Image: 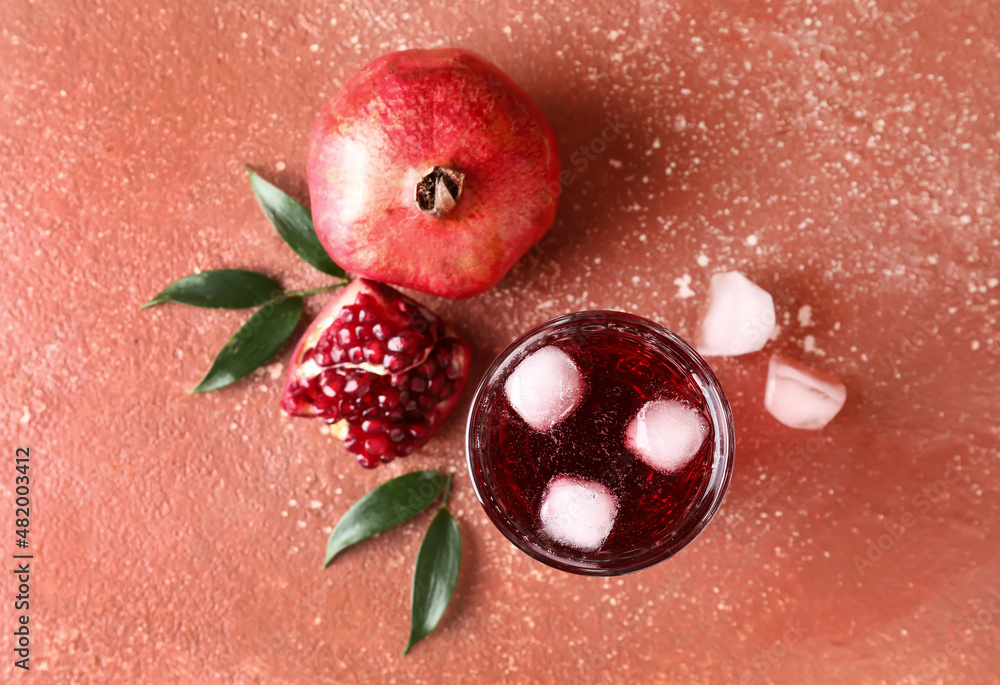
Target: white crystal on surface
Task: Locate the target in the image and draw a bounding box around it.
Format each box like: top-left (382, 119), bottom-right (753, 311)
top-left (539, 476), bottom-right (617, 552)
top-left (504, 346), bottom-right (584, 432)
top-left (698, 271), bottom-right (776, 356)
top-left (764, 354), bottom-right (847, 429)
top-left (626, 399), bottom-right (709, 473)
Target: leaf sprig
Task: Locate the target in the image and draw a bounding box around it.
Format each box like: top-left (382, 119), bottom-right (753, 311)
top-left (325, 470), bottom-right (462, 654)
top-left (142, 169), bottom-right (348, 393)
top-left (145, 171), bottom-right (466, 653)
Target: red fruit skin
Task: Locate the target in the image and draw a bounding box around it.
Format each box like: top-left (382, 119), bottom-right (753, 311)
top-left (307, 49), bottom-right (561, 300)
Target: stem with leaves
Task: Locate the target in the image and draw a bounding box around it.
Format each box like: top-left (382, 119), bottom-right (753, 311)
top-left (324, 470), bottom-right (462, 654)
top-left (141, 169), bottom-right (348, 393)
top-left (143, 170), bottom-right (465, 653)
top-left (405, 473), bottom-right (460, 654)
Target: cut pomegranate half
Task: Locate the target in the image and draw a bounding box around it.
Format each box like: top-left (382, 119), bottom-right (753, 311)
top-left (282, 279), bottom-right (471, 468)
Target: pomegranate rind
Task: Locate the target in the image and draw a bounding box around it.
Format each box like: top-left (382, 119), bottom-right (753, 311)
top-left (308, 49), bottom-right (561, 300)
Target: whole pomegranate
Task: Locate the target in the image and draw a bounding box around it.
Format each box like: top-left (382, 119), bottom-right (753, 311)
top-left (307, 49), bottom-right (561, 300)
top-left (281, 279), bottom-right (471, 468)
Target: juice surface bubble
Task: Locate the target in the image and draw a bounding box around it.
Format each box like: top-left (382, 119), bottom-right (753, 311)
top-left (539, 475), bottom-right (617, 552)
top-left (504, 345), bottom-right (585, 432)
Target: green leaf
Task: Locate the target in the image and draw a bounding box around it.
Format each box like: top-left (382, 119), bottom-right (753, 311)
top-left (405, 506), bottom-right (461, 655)
top-left (141, 269), bottom-right (282, 310)
top-left (324, 471), bottom-right (447, 567)
top-left (246, 168), bottom-right (346, 279)
top-left (191, 296), bottom-right (303, 394)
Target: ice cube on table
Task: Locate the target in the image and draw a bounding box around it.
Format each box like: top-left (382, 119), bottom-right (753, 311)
top-left (764, 354), bottom-right (847, 429)
top-left (504, 346), bottom-right (584, 432)
top-left (698, 271), bottom-right (776, 356)
top-left (539, 476), bottom-right (617, 552)
top-left (626, 399), bottom-right (709, 473)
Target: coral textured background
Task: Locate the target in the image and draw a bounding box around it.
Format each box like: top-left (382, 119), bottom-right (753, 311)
top-left (2, 0), bottom-right (998, 683)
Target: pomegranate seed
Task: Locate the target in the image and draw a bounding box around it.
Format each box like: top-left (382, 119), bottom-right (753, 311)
top-left (417, 394), bottom-right (437, 412)
top-left (339, 307), bottom-right (355, 324)
top-left (343, 376), bottom-right (369, 397)
top-left (314, 394), bottom-right (338, 417)
top-left (358, 305), bottom-right (377, 324)
top-left (320, 370), bottom-right (345, 392)
top-left (397, 443), bottom-right (415, 457)
top-left (372, 322), bottom-right (392, 341)
top-left (356, 453), bottom-right (380, 469)
top-left (408, 425), bottom-right (427, 440)
top-left (379, 453), bottom-right (397, 464)
top-left (364, 435), bottom-right (390, 457)
top-left (355, 325), bottom-right (372, 343)
top-left (428, 372), bottom-right (446, 395)
top-left (388, 427), bottom-right (406, 442)
top-left (364, 340), bottom-right (385, 365)
top-left (389, 373), bottom-right (408, 388)
top-left (377, 387), bottom-right (400, 408)
top-left (416, 361), bottom-right (435, 378)
top-left (339, 400), bottom-right (359, 419)
top-left (386, 407), bottom-right (405, 422)
top-left (388, 332), bottom-right (421, 356)
top-left (331, 347), bottom-right (347, 364)
top-left (291, 382), bottom-right (313, 405)
top-left (435, 346), bottom-right (452, 368)
top-left (343, 426), bottom-right (363, 453)
top-left (348, 346), bottom-right (364, 364)
top-left (384, 354), bottom-right (407, 373)
top-left (337, 327), bottom-right (356, 346)
top-left (362, 418), bottom-right (387, 434)
top-left (410, 377), bottom-right (427, 393)
top-left (314, 338), bottom-right (335, 365)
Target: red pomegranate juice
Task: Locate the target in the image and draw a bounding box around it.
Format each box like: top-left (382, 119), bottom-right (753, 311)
top-left (466, 312), bottom-right (734, 575)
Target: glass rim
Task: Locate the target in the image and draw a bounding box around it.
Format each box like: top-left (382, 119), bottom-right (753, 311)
top-left (465, 310), bottom-right (736, 576)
